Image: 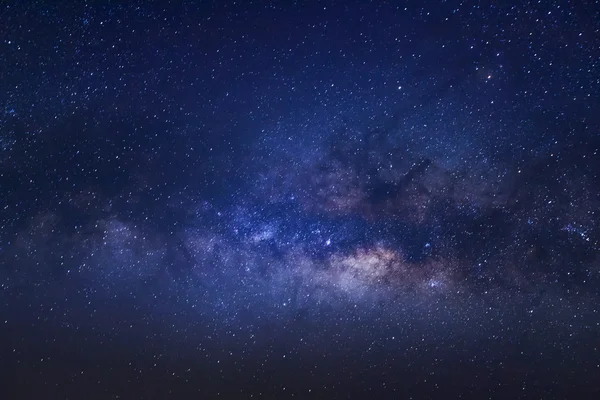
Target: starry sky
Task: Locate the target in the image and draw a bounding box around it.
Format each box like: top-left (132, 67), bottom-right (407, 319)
top-left (1, 1), bottom-right (600, 398)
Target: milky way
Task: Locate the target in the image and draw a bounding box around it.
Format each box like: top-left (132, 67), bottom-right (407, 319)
top-left (1, 1), bottom-right (600, 398)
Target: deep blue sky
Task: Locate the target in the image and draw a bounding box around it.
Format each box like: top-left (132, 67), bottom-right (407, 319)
top-left (1, 1), bottom-right (600, 398)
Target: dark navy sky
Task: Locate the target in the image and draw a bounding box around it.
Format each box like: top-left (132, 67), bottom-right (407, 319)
top-left (1, 1), bottom-right (600, 398)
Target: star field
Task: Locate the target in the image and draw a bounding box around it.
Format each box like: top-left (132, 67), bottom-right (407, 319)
top-left (1, 1), bottom-right (600, 398)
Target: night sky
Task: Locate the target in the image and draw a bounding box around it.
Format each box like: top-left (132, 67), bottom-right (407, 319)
top-left (1, 1), bottom-right (600, 398)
